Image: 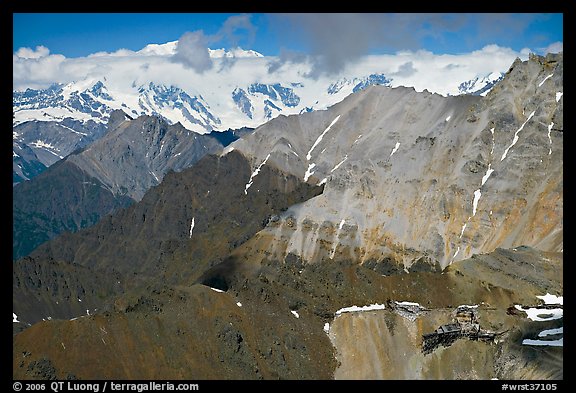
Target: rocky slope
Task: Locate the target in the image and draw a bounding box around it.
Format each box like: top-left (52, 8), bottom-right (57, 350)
top-left (14, 149), bottom-right (323, 326)
top-left (12, 159), bottom-right (134, 260)
top-left (13, 246), bottom-right (562, 379)
top-left (12, 111), bottom-right (235, 260)
top-left (65, 111), bottom-right (224, 201)
top-left (228, 53), bottom-right (562, 271)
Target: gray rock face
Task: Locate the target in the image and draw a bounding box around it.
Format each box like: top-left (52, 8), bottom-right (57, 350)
top-left (230, 53), bottom-right (563, 270)
top-left (67, 112), bottom-right (223, 201)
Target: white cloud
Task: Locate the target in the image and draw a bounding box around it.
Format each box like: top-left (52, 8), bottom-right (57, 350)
top-left (88, 48), bottom-right (139, 58)
top-left (13, 51), bottom-right (68, 90)
top-left (15, 46), bottom-right (50, 59)
top-left (541, 41), bottom-right (563, 54)
top-left (12, 42), bottom-right (532, 100)
top-left (343, 44), bottom-right (528, 95)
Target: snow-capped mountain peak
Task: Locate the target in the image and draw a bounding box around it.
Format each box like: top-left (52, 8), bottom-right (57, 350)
top-left (208, 47), bottom-right (264, 58)
top-left (457, 71), bottom-right (505, 96)
top-left (137, 41), bottom-right (178, 56)
top-left (13, 42), bottom-right (519, 188)
top-left (13, 79), bottom-right (222, 134)
top-left (328, 73), bottom-right (392, 95)
top-left (135, 42), bottom-right (264, 59)
top-left (136, 82), bottom-right (221, 131)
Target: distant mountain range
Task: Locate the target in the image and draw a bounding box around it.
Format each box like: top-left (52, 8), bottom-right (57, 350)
top-left (13, 44), bottom-right (506, 185)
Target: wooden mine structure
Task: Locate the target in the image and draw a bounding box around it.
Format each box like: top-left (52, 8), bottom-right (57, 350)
top-left (422, 306), bottom-right (500, 354)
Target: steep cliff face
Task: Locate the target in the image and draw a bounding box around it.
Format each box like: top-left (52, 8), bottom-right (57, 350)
top-left (229, 53), bottom-right (562, 271)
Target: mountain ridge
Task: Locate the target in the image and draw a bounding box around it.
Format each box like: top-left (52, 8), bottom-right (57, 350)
top-left (12, 111), bottom-right (239, 260)
top-left (226, 53), bottom-right (562, 270)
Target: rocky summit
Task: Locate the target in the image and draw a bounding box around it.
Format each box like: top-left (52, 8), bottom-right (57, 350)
top-left (13, 53), bottom-right (562, 380)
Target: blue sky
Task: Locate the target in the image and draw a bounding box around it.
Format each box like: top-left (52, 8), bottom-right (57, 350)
top-left (13, 13), bottom-right (563, 58)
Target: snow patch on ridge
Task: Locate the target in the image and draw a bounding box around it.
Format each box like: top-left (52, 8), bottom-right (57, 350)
top-left (472, 189), bottom-right (482, 216)
top-left (335, 303), bottom-right (386, 315)
top-left (222, 146), bottom-right (235, 156)
top-left (245, 153), bottom-right (271, 194)
top-left (189, 217), bottom-right (195, 238)
top-left (501, 111), bottom-right (535, 161)
top-left (556, 92), bottom-right (563, 102)
top-left (489, 128), bottom-right (495, 155)
top-left (538, 74), bottom-right (553, 87)
top-left (390, 142), bottom-right (400, 157)
top-left (451, 246), bottom-right (460, 262)
top-left (329, 219), bottom-right (346, 260)
top-left (304, 163), bottom-right (316, 182)
top-left (537, 293), bottom-right (563, 305)
top-left (306, 115), bottom-right (341, 161)
top-left (396, 301), bottom-right (422, 307)
top-left (538, 327), bottom-right (563, 337)
top-left (330, 155), bottom-right (348, 173)
top-left (459, 223), bottom-right (467, 238)
top-left (522, 338), bottom-right (563, 347)
top-left (514, 305), bottom-right (563, 322)
top-left (481, 166), bottom-right (494, 186)
top-left (547, 122), bottom-right (554, 155)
